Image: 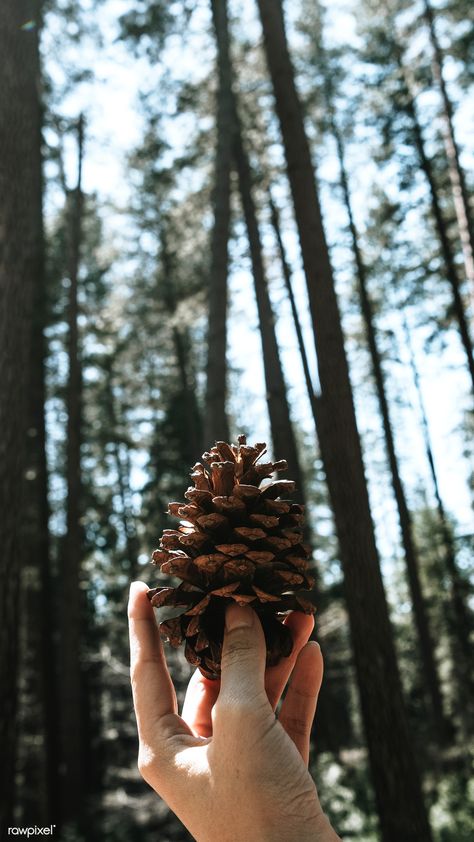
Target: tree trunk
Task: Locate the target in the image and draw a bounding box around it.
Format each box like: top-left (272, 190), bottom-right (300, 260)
top-left (213, 0), bottom-right (310, 533)
top-left (267, 190), bottom-right (349, 751)
top-left (423, 0), bottom-right (474, 300)
top-left (329, 101), bottom-right (450, 742)
top-left (268, 192), bottom-right (320, 428)
top-left (104, 358), bottom-right (140, 580)
top-left (397, 52), bottom-right (474, 396)
top-left (117, 443), bottom-right (140, 580)
top-left (59, 116), bottom-right (86, 826)
top-left (233, 123), bottom-right (306, 494)
top-left (161, 227), bottom-right (203, 464)
top-left (15, 0), bottom-right (59, 823)
top-left (23, 193), bottom-right (61, 824)
top-left (204, 0), bottom-right (233, 445)
top-left (402, 314), bottom-right (474, 719)
top-left (256, 2), bottom-right (432, 839)
top-left (0, 1), bottom-right (44, 833)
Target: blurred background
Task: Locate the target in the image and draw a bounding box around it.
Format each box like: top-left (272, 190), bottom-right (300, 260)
top-left (0, 0), bottom-right (473, 839)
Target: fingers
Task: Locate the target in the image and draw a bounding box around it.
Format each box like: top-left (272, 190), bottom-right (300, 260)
top-left (128, 581), bottom-right (177, 741)
top-left (278, 641), bottom-right (323, 766)
top-left (265, 612), bottom-right (315, 710)
top-left (214, 605), bottom-right (269, 726)
top-left (181, 669), bottom-right (220, 738)
top-left (183, 612), bottom-right (314, 735)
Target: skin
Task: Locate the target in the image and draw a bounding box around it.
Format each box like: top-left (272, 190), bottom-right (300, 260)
top-left (128, 581), bottom-right (341, 842)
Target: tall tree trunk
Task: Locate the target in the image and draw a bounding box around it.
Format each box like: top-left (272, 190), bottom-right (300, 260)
top-left (118, 443), bottom-right (140, 579)
top-left (161, 227), bottom-right (203, 464)
top-left (422, 0), bottom-right (474, 299)
top-left (204, 0), bottom-right (233, 445)
top-left (213, 0), bottom-right (310, 531)
top-left (268, 192), bottom-right (320, 428)
top-left (59, 115), bottom-right (86, 826)
top-left (104, 358), bottom-right (140, 580)
top-left (212, 0), bottom-right (308, 501)
top-left (115, 441), bottom-right (140, 580)
top-left (328, 99), bottom-right (450, 742)
top-left (268, 190), bottom-right (350, 751)
top-left (23, 189), bottom-right (61, 824)
top-left (16, 0), bottom-right (59, 823)
top-left (402, 315), bottom-right (474, 716)
top-left (256, 2), bottom-right (432, 839)
top-left (397, 51), bottom-right (474, 396)
top-left (233, 122), bottom-right (306, 493)
top-left (0, 2), bottom-right (44, 834)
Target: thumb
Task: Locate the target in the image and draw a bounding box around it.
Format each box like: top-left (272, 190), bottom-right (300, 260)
top-left (218, 604), bottom-right (267, 710)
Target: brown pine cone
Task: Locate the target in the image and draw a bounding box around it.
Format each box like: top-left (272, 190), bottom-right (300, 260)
top-left (147, 435), bottom-right (316, 679)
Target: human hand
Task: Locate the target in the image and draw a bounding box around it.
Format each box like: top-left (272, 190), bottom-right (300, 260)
top-left (128, 581), bottom-right (340, 842)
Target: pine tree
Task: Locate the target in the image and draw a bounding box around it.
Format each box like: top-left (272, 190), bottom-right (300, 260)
top-left (422, 0), bottom-right (474, 298)
top-left (58, 115), bottom-right (86, 826)
top-left (359, 9), bottom-right (474, 396)
top-left (401, 313), bottom-right (474, 730)
top-left (255, 1), bottom-right (432, 838)
top-left (204, 0), bottom-right (234, 444)
top-left (0, 1), bottom-right (44, 832)
top-left (316, 23), bottom-right (450, 742)
top-left (396, 49), bottom-right (474, 396)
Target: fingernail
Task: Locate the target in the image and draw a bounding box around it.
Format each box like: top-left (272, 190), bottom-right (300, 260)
top-left (225, 604), bottom-right (254, 631)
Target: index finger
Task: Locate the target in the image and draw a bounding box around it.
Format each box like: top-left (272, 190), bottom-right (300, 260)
top-left (128, 581), bottom-right (177, 740)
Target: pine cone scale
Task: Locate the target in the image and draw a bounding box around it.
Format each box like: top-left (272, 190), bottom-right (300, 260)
top-left (147, 436), bottom-right (316, 679)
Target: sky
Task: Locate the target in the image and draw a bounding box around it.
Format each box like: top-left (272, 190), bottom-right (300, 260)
top-left (40, 0), bottom-right (474, 572)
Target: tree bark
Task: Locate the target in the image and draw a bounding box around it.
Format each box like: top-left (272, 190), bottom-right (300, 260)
top-left (328, 99), bottom-right (450, 742)
top-left (59, 115), bottom-right (86, 826)
top-left (256, 2), bottom-right (432, 839)
top-left (0, 2), bottom-right (44, 833)
top-left (397, 52), bottom-right (474, 397)
top-left (204, 0), bottom-right (233, 445)
top-left (423, 0), bottom-right (474, 300)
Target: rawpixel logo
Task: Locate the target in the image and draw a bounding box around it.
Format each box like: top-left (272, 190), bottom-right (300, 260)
top-left (7, 827), bottom-right (56, 837)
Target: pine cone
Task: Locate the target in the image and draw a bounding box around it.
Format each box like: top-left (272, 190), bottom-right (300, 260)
top-left (147, 435), bottom-right (316, 680)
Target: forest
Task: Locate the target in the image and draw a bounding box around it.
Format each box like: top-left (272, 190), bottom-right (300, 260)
top-left (0, 0), bottom-right (473, 839)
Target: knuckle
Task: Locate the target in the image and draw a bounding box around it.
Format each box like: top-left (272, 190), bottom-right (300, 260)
top-left (221, 634), bottom-right (255, 669)
top-left (213, 689), bottom-right (269, 730)
top-left (137, 745), bottom-right (156, 783)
